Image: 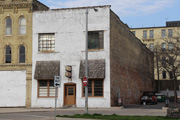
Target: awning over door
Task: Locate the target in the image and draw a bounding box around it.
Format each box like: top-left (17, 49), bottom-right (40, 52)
top-left (79, 59), bottom-right (105, 79)
top-left (34, 61), bottom-right (60, 80)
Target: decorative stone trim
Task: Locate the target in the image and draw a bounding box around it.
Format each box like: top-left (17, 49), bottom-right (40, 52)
top-left (0, 63), bottom-right (32, 67)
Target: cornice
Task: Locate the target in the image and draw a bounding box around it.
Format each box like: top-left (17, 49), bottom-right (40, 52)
top-left (0, 3), bottom-right (32, 13)
top-left (0, 3), bottom-right (32, 8)
top-left (0, 63), bottom-right (32, 68)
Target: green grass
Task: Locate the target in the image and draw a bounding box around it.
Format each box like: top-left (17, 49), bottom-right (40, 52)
top-left (57, 114), bottom-right (179, 120)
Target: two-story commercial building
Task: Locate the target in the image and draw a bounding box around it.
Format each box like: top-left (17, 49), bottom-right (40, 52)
top-left (32, 5), bottom-right (154, 108)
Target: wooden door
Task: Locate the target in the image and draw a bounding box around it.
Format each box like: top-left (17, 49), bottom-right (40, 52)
top-left (64, 85), bottom-right (76, 105)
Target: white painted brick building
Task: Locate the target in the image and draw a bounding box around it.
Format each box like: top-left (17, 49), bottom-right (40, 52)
top-left (32, 5), bottom-right (154, 108)
top-left (32, 6), bottom-right (111, 108)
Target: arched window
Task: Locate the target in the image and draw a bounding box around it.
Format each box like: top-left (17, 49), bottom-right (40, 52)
top-left (5, 46), bottom-right (11, 63)
top-left (19, 16), bottom-right (26, 34)
top-left (5, 17), bottom-right (12, 35)
top-left (19, 46), bottom-right (25, 63)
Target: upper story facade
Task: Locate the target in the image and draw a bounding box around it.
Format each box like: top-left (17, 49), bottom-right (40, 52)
top-left (0, 0), bottom-right (48, 65)
top-left (130, 21), bottom-right (180, 52)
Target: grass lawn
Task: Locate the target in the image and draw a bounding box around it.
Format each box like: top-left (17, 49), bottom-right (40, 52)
top-left (57, 114), bottom-right (179, 120)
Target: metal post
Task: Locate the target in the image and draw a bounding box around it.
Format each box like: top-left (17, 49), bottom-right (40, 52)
top-left (85, 8), bottom-right (88, 114)
top-left (54, 87), bottom-right (58, 120)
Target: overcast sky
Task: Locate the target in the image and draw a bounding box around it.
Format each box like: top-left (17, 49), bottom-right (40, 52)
top-left (38, 0), bottom-right (180, 28)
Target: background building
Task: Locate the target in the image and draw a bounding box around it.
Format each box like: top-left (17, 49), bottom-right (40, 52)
top-left (32, 5), bottom-right (154, 108)
top-left (0, 0), bottom-right (48, 107)
top-left (131, 21), bottom-right (180, 97)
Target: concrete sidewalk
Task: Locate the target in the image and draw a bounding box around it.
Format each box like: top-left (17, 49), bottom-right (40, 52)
top-left (0, 107), bottom-right (167, 120)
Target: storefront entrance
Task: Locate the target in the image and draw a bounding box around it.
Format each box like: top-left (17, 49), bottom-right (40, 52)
top-left (64, 83), bottom-right (76, 105)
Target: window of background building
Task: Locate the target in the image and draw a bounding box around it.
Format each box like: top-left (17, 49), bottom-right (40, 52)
top-left (150, 30), bottom-right (154, 38)
top-left (19, 16), bottom-right (26, 35)
top-left (38, 33), bottom-right (55, 52)
top-left (88, 31), bottom-right (104, 49)
top-left (19, 46), bottom-right (25, 63)
top-left (143, 30), bottom-right (147, 39)
top-left (168, 29), bottom-right (173, 37)
top-left (5, 17), bottom-right (12, 35)
top-left (38, 80), bottom-right (55, 97)
top-left (161, 43), bottom-right (166, 51)
top-left (168, 43), bottom-right (173, 50)
top-left (132, 31), bottom-right (136, 36)
top-left (161, 29), bottom-right (166, 38)
top-left (169, 71), bottom-right (173, 79)
top-left (162, 57), bottom-right (166, 66)
top-left (149, 43), bottom-right (154, 51)
top-left (5, 46), bottom-right (11, 63)
top-left (162, 71), bottom-right (166, 79)
top-left (83, 79), bottom-right (103, 97)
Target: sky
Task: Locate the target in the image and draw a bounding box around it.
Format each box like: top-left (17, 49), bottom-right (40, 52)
top-left (38, 0), bottom-right (180, 28)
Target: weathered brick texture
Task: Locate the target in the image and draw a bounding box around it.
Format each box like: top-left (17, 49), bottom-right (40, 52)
top-left (110, 11), bottom-right (154, 106)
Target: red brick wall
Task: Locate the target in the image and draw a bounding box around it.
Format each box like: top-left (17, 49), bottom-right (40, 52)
top-left (110, 11), bottom-right (154, 106)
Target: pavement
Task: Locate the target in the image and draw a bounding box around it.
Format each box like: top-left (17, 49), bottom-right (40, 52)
top-left (0, 105), bottom-right (168, 120)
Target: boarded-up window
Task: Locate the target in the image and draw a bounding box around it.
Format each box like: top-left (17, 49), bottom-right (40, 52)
top-left (82, 79), bottom-right (103, 97)
top-left (38, 80), bottom-right (56, 97)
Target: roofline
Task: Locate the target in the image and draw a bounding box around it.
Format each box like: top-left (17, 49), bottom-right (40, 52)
top-left (35, 0), bottom-right (49, 9)
top-left (33, 5), bottom-right (111, 12)
top-left (130, 26), bottom-right (180, 29)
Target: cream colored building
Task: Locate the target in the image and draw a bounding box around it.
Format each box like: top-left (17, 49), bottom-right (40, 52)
top-left (131, 21), bottom-right (180, 81)
top-left (0, 0), bottom-right (48, 107)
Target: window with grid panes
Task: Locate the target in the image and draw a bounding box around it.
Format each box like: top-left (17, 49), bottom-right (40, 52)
top-left (88, 31), bottom-right (104, 49)
top-left (38, 33), bottom-right (55, 52)
top-left (82, 79), bottom-right (103, 97)
top-left (38, 80), bottom-right (56, 97)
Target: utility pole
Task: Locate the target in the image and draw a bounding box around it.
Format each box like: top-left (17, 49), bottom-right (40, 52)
top-left (85, 8), bottom-right (88, 114)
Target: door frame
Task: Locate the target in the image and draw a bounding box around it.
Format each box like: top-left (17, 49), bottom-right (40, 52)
top-left (64, 83), bottom-right (76, 105)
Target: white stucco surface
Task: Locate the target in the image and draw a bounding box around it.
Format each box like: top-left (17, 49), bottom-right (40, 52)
top-left (0, 71), bottom-right (26, 107)
top-left (32, 6), bottom-right (111, 108)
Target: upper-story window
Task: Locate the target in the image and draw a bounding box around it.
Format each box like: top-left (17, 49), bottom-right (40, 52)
top-left (161, 29), bottom-right (166, 38)
top-left (38, 33), bottom-right (55, 52)
top-left (88, 31), bottom-right (104, 50)
top-left (19, 16), bottom-right (26, 35)
top-left (168, 29), bottom-right (173, 38)
top-left (162, 71), bottom-right (166, 79)
top-left (19, 46), bottom-right (25, 63)
top-left (5, 17), bottom-right (12, 35)
top-left (143, 30), bottom-right (147, 39)
top-left (149, 43), bottom-right (154, 51)
top-left (5, 46), bottom-right (11, 63)
top-left (161, 43), bottom-right (166, 51)
top-left (168, 43), bottom-right (173, 51)
top-left (150, 30), bottom-right (154, 39)
top-left (132, 31), bottom-right (136, 36)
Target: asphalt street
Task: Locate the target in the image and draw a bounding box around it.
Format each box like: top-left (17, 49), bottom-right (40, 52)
top-left (0, 102), bottom-right (169, 120)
